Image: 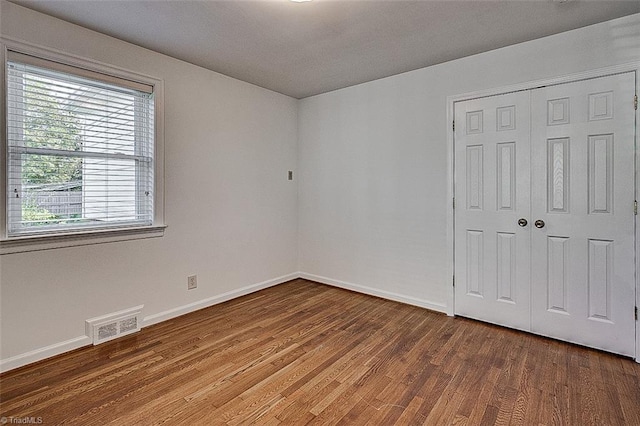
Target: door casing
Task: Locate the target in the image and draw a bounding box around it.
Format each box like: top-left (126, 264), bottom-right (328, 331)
top-left (446, 62), bottom-right (640, 362)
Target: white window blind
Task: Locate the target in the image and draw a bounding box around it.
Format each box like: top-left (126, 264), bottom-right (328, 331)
top-left (6, 52), bottom-right (155, 237)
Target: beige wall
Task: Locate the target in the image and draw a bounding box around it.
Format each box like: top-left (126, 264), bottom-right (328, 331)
top-left (298, 13), bottom-right (640, 309)
top-left (2, 0), bottom-right (639, 369)
top-left (0, 1), bottom-right (299, 365)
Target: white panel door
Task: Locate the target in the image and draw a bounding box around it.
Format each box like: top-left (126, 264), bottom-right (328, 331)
top-left (454, 72), bottom-right (636, 356)
top-left (530, 73), bottom-right (636, 356)
top-left (454, 91), bottom-right (531, 331)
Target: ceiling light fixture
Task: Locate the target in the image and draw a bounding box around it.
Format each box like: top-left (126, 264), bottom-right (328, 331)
top-left (290, 0), bottom-right (313, 3)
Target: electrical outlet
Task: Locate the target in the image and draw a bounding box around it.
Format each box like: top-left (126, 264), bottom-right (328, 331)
top-left (288, 170), bottom-right (293, 180)
top-left (187, 275), bottom-right (197, 290)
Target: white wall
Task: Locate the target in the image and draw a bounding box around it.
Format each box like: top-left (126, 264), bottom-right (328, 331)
top-left (2, 1), bottom-right (639, 370)
top-left (0, 1), bottom-right (299, 367)
top-left (298, 13), bottom-right (640, 310)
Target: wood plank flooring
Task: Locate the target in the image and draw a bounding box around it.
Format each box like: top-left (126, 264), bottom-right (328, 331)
top-left (1, 279), bottom-right (639, 425)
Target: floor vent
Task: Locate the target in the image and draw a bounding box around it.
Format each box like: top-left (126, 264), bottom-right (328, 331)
top-left (86, 305), bottom-right (143, 345)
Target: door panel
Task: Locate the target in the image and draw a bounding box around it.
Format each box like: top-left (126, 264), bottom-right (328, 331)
top-left (454, 72), bottom-right (636, 357)
top-left (454, 91), bottom-right (531, 331)
top-left (530, 73), bottom-right (636, 356)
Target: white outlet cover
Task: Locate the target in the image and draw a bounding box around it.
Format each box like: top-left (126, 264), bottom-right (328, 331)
top-left (188, 275), bottom-right (197, 289)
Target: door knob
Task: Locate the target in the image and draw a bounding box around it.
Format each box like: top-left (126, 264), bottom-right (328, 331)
top-left (518, 218), bottom-right (528, 227)
top-left (534, 219), bottom-right (545, 229)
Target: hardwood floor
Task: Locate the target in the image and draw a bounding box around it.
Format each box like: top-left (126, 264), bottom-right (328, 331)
top-left (1, 279), bottom-right (639, 425)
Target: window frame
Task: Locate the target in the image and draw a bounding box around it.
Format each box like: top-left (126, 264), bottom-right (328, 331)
top-left (1, 39), bottom-right (165, 254)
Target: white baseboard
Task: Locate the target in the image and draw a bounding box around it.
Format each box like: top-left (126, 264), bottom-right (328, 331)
top-left (1, 272), bottom-right (447, 373)
top-left (142, 272), bottom-right (299, 328)
top-left (0, 335), bottom-right (92, 373)
top-left (0, 272), bottom-right (299, 373)
top-left (299, 272), bottom-right (448, 314)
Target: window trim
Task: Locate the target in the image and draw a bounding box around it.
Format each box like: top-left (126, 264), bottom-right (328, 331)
top-left (1, 38), bottom-right (165, 254)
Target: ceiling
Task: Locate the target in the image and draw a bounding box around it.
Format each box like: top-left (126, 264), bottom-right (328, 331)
top-left (9, 0), bottom-right (640, 99)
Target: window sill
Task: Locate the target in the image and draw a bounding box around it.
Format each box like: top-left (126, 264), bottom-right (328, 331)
top-left (0, 225), bottom-right (167, 255)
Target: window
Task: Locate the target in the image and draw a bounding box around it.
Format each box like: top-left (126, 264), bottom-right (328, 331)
top-left (2, 46), bottom-right (164, 251)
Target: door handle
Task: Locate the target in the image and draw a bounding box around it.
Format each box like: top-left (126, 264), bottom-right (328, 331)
top-left (518, 218), bottom-right (528, 227)
top-left (534, 219), bottom-right (545, 229)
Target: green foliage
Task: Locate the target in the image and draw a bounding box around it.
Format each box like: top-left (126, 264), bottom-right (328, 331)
top-left (22, 203), bottom-right (58, 227)
top-left (20, 79), bottom-right (84, 224)
top-left (23, 80), bottom-right (82, 185)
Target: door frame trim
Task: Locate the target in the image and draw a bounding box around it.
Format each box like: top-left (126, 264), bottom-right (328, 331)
top-left (445, 61), bottom-right (640, 361)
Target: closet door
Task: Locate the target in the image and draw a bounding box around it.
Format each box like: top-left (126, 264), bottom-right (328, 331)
top-left (454, 91), bottom-right (531, 331)
top-left (530, 73), bottom-right (636, 356)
